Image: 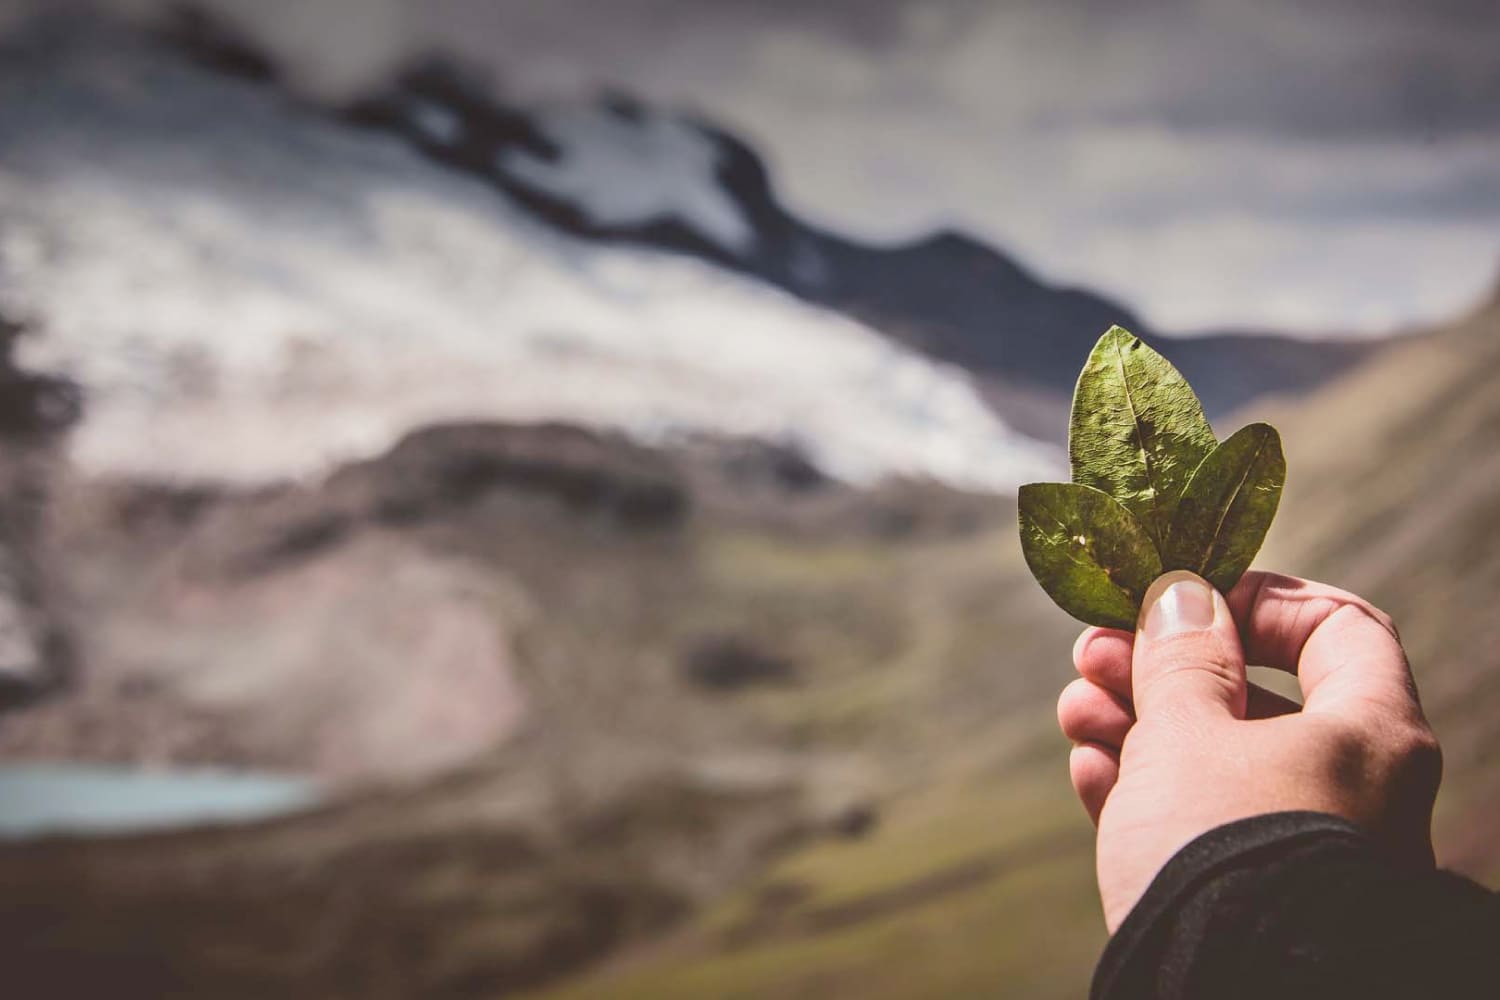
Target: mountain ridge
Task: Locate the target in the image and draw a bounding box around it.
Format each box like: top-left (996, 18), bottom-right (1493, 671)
top-left (338, 54), bottom-right (1374, 421)
top-left (0, 16), bottom-right (1058, 493)
top-left (157, 7), bottom-right (1374, 426)
top-left (0, 12), bottom-right (1485, 999)
top-left (0, 291), bottom-right (1492, 996)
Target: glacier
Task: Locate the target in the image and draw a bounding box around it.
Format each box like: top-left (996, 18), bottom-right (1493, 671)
top-left (0, 24), bottom-right (1061, 492)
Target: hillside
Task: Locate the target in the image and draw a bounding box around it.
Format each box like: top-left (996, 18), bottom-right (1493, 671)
top-left (0, 295), bottom-right (1493, 997)
top-left (1252, 286), bottom-right (1500, 877)
top-left (163, 7), bottom-right (1369, 430)
top-left (0, 20), bottom-right (1053, 493)
top-left (0, 418), bottom-right (1088, 997)
top-left (0, 315), bottom-right (75, 710)
top-left (342, 53), bottom-right (1372, 425)
top-left (0, 13), bottom-right (1487, 1000)
top-left (520, 287), bottom-right (1500, 1000)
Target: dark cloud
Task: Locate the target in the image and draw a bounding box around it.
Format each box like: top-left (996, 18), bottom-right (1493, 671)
top-left (1108, 1), bottom-right (1500, 139)
top-left (2, 0), bottom-right (1495, 331)
top-left (10, 1), bottom-right (1498, 139)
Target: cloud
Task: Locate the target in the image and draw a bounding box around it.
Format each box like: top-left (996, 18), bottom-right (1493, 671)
top-left (4, 0), bottom-right (1497, 332)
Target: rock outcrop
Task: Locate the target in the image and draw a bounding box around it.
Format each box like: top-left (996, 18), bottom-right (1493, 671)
top-left (0, 315), bottom-right (76, 709)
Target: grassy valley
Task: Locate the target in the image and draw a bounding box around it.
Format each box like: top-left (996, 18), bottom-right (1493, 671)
top-left (0, 295), bottom-right (1496, 997)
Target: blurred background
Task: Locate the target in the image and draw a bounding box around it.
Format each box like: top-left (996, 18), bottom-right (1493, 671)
top-left (0, 1), bottom-right (1496, 996)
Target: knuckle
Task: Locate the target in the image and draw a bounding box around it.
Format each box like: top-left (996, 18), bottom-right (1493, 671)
top-left (1147, 631), bottom-right (1239, 677)
top-left (1311, 718), bottom-right (1385, 794)
top-left (1058, 679), bottom-right (1132, 744)
top-left (1324, 717), bottom-right (1444, 794)
top-left (1056, 679), bottom-right (1090, 732)
top-left (1138, 673), bottom-right (1241, 730)
top-left (1364, 603), bottom-right (1400, 641)
top-left (1334, 599), bottom-right (1401, 643)
top-left (1321, 717), bottom-right (1372, 765)
top-left (1390, 725), bottom-right (1443, 783)
top-left (1139, 633), bottom-right (1242, 702)
top-left (1072, 629), bottom-right (1095, 670)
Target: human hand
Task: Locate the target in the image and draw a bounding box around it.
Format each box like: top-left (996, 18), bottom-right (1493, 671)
top-left (1057, 570), bottom-right (1442, 932)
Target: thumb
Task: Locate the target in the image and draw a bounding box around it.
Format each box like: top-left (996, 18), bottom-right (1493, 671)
top-left (1132, 570), bottom-right (1247, 722)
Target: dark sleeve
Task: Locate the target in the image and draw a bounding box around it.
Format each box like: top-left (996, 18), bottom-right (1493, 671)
top-left (1092, 811), bottom-right (1499, 1000)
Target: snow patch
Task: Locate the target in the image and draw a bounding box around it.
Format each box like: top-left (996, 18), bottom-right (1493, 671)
top-left (405, 98), bottom-right (463, 145)
top-left (0, 29), bottom-right (1060, 493)
top-left (498, 103), bottom-right (756, 255)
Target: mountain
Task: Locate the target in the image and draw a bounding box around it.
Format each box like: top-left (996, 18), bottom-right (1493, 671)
top-left (1252, 285), bottom-right (1500, 877)
top-left (0, 316), bottom-right (77, 709)
top-left (0, 13), bottom-right (1483, 1000)
top-left (0, 408), bottom-right (1085, 996)
top-left (0, 18), bottom-right (1055, 493)
top-left (161, 8), bottom-right (1371, 432)
top-left (338, 57), bottom-right (1373, 425)
top-left (0, 294), bottom-right (1493, 998)
top-left (529, 275), bottom-right (1500, 1000)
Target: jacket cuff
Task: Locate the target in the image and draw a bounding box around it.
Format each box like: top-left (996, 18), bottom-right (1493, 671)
top-left (1091, 811), bottom-right (1367, 999)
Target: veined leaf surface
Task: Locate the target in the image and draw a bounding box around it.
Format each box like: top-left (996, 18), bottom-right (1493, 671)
top-left (1018, 482), bottom-right (1162, 629)
top-left (1163, 422), bottom-right (1285, 593)
top-left (1069, 326), bottom-right (1217, 547)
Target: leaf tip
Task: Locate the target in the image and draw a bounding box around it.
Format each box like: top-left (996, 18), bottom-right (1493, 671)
top-left (1093, 324), bottom-right (1139, 354)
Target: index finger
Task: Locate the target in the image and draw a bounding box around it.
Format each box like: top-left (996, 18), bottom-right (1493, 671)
top-left (1225, 571), bottom-right (1422, 721)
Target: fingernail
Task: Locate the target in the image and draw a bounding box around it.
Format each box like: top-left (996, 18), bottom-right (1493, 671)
top-left (1141, 572), bottom-right (1216, 638)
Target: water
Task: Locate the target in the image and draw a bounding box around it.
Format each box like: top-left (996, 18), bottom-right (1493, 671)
top-left (0, 763), bottom-right (320, 839)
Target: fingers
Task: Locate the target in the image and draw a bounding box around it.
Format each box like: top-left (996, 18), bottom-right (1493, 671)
top-left (1226, 572), bottom-right (1420, 721)
top-left (1069, 742), bottom-right (1120, 825)
top-left (1131, 571), bottom-right (1248, 722)
top-left (1058, 677), bottom-right (1134, 748)
top-left (1076, 626), bottom-right (1299, 720)
top-left (1057, 667), bottom-right (1131, 826)
top-left (1079, 571), bottom-right (1418, 723)
top-left (1073, 627), bottom-right (1133, 689)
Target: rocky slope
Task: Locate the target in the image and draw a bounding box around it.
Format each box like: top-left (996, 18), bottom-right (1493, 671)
top-left (1251, 285), bottom-right (1500, 877)
top-left (0, 12), bottom-right (1483, 1000)
top-left (0, 414), bottom-right (1080, 997)
top-left (0, 315), bottom-right (76, 709)
top-left (340, 51), bottom-right (1371, 424)
top-left (525, 284), bottom-right (1500, 1000)
top-left (0, 292), bottom-right (1492, 996)
top-left (0, 18), bottom-right (1055, 493)
top-left (167, 7), bottom-right (1371, 430)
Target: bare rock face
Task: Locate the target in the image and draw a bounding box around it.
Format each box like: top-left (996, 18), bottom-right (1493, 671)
top-left (0, 415), bottom-right (845, 995)
top-left (0, 529), bottom-right (526, 782)
top-left (0, 315), bottom-right (76, 710)
top-left (336, 421), bottom-right (688, 531)
top-left (0, 421), bottom-right (696, 783)
top-left (0, 556), bottom-right (46, 704)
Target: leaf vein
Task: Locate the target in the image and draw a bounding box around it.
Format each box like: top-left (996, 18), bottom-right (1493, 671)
top-left (1112, 335), bottom-right (1161, 533)
top-left (1194, 434), bottom-right (1267, 576)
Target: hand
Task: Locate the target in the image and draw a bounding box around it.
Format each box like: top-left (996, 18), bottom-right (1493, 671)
top-left (1057, 569), bottom-right (1442, 932)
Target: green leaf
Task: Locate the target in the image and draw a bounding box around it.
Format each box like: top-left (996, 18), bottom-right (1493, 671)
top-left (1019, 325), bottom-right (1289, 627)
top-left (1018, 482), bottom-right (1163, 629)
top-left (1162, 422), bottom-right (1285, 593)
top-left (1069, 326), bottom-right (1218, 547)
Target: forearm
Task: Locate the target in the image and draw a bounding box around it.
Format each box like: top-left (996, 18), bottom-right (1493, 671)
top-left (1093, 811), bottom-right (1497, 1000)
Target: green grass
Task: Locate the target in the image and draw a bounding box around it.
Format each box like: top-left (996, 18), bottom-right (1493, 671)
top-left (531, 767), bottom-right (1103, 1000)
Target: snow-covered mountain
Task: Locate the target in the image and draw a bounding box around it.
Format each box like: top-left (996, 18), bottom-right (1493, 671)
top-left (497, 99), bottom-right (759, 258)
top-left (0, 21), bottom-right (1059, 491)
top-left (342, 58), bottom-right (1373, 418)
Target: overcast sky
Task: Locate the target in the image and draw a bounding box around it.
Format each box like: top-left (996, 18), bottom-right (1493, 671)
top-left (8, 0), bottom-right (1500, 334)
